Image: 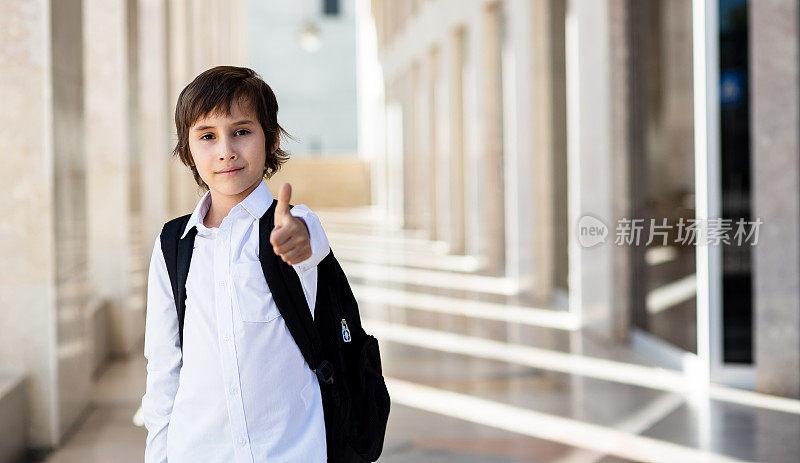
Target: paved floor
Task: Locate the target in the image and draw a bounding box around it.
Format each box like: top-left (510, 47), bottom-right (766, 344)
top-left (39, 206), bottom-right (800, 462)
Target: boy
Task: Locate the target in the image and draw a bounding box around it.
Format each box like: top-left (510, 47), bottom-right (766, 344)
top-left (142, 66), bottom-right (331, 462)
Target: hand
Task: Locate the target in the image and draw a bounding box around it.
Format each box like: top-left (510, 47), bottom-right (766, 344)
top-left (270, 183), bottom-right (312, 265)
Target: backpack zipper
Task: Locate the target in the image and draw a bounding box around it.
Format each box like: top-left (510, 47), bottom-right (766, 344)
top-left (341, 319), bottom-right (351, 343)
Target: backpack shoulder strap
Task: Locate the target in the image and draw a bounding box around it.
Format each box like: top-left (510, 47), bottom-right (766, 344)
top-left (159, 213), bottom-right (196, 349)
top-left (258, 200), bottom-right (332, 383)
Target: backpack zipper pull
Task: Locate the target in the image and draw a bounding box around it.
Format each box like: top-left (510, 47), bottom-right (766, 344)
top-left (341, 319), bottom-right (351, 343)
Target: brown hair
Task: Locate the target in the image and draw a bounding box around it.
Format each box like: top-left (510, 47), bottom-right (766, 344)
top-left (172, 65), bottom-right (292, 191)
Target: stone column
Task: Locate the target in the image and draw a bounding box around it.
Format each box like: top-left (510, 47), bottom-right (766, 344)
top-left (189, 0), bottom-right (208, 74)
top-left (503, 0), bottom-right (559, 299)
top-left (0, 0), bottom-right (92, 448)
top-left (233, 0), bottom-right (247, 66)
top-left (532, 0), bottom-right (569, 303)
top-left (751, 0), bottom-right (800, 398)
top-left (462, 19), bottom-right (481, 261)
top-left (414, 58), bottom-right (434, 234)
top-left (402, 63), bottom-right (419, 229)
top-left (464, 2), bottom-right (506, 275)
top-left (357, 0), bottom-right (389, 219)
top-left (429, 36), bottom-right (453, 249)
top-left (139, 0), bottom-right (172, 250)
top-left (550, 1), bottom-right (570, 300)
top-left (385, 79), bottom-right (406, 228)
top-left (166, 0), bottom-right (200, 215)
top-left (85, 0), bottom-right (145, 356)
top-left (411, 55), bottom-right (434, 237)
top-left (608, 0), bottom-right (634, 341)
top-left (483, 1), bottom-right (507, 276)
top-left (166, 0), bottom-right (186, 215)
top-left (442, 28), bottom-right (466, 255)
top-left (565, 0), bottom-right (615, 336)
top-left (424, 46), bottom-right (439, 241)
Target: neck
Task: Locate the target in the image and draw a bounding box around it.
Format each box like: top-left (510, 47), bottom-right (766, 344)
top-left (203, 179), bottom-right (261, 228)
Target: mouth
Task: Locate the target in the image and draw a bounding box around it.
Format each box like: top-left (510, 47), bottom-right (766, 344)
top-left (217, 167), bottom-right (243, 175)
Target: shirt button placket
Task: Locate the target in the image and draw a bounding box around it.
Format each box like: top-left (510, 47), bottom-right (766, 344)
top-left (218, 220), bottom-right (252, 462)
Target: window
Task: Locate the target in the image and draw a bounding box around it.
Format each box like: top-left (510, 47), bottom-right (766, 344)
top-left (323, 0), bottom-right (340, 16)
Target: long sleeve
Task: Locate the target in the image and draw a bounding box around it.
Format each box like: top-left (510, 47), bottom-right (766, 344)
top-left (141, 234), bottom-right (184, 463)
top-left (289, 204), bottom-right (331, 320)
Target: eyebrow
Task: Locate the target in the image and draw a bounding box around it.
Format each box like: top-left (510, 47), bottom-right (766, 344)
top-left (192, 119), bottom-right (255, 132)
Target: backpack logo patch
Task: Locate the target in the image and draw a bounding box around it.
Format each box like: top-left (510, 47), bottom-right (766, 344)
top-left (341, 319), bottom-right (351, 343)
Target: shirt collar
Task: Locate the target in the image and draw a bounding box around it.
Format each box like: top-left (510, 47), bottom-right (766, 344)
top-left (180, 179), bottom-right (274, 239)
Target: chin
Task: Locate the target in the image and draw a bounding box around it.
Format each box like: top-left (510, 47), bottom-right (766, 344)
top-left (210, 176), bottom-right (260, 196)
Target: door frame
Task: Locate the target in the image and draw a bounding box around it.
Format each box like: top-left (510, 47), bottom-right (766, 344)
top-left (693, 0), bottom-right (755, 390)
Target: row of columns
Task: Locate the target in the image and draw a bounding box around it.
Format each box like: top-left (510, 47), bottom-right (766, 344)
top-left (0, 0), bottom-right (245, 449)
top-left (369, 0), bottom-right (570, 302)
top-left (366, 0), bottom-right (800, 397)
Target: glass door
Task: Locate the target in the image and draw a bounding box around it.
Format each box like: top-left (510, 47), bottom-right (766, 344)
top-left (715, 0), bottom-right (754, 383)
top-left (629, 0), bottom-right (698, 356)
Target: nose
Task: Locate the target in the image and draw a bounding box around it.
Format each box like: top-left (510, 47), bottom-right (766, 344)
top-left (218, 139), bottom-right (237, 160)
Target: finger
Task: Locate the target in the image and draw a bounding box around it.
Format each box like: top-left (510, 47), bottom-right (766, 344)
top-left (269, 226), bottom-right (289, 248)
top-left (275, 183), bottom-right (292, 228)
top-left (269, 218), bottom-right (298, 247)
top-left (280, 246), bottom-right (311, 265)
top-left (273, 233), bottom-right (308, 256)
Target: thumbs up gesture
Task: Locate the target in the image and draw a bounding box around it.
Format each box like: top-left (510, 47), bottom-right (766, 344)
top-left (270, 183), bottom-right (312, 265)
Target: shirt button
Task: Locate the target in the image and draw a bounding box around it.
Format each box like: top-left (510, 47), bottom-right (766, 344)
top-left (229, 386), bottom-right (237, 396)
top-left (222, 334), bottom-right (230, 342)
top-left (238, 436), bottom-right (247, 447)
top-left (218, 280), bottom-right (226, 287)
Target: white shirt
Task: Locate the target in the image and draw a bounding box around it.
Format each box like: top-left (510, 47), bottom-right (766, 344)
top-left (142, 179), bottom-right (330, 463)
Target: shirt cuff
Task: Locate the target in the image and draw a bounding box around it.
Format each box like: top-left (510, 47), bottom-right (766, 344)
top-left (290, 204), bottom-right (331, 273)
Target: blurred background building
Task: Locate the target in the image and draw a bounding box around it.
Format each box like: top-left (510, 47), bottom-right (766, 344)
top-left (249, 0), bottom-right (358, 155)
top-left (1, 0), bottom-right (799, 461)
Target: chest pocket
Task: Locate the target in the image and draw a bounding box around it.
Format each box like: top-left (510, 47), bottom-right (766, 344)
top-left (233, 261), bottom-right (281, 323)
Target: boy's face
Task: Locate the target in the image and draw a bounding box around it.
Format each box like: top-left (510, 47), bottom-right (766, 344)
top-left (188, 99), bottom-right (273, 201)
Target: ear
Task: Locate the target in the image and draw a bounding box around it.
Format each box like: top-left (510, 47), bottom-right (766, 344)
top-left (270, 132), bottom-right (279, 154)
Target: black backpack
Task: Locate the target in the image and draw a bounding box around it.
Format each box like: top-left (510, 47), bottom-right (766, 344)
top-left (158, 198), bottom-right (390, 462)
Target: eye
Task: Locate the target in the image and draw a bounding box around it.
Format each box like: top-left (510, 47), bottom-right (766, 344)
top-left (200, 133), bottom-right (214, 140)
top-left (235, 129), bottom-right (250, 136)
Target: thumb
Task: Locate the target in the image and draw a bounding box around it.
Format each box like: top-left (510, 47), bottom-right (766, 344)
top-left (275, 183), bottom-right (292, 227)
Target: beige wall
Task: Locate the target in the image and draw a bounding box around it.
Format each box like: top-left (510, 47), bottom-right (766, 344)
top-left (266, 156), bottom-right (372, 209)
